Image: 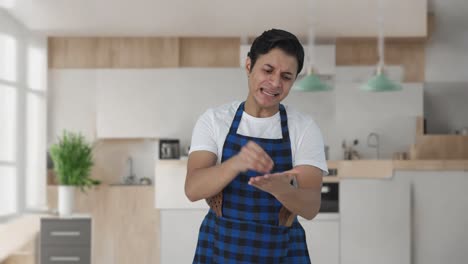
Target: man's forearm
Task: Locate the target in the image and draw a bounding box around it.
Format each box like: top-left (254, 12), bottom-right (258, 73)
top-left (274, 187), bottom-right (321, 220)
top-left (185, 158), bottom-right (240, 202)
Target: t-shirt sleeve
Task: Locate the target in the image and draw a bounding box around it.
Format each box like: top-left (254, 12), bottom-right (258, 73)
top-left (189, 109), bottom-right (218, 157)
top-left (294, 120), bottom-right (329, 176)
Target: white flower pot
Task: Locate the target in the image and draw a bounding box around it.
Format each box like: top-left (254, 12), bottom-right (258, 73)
top-left (58, 185), bottom-right (75, 217)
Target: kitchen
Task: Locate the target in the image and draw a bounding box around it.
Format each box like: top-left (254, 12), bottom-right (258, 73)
top-left (1, 0), bottom-right (468, 264)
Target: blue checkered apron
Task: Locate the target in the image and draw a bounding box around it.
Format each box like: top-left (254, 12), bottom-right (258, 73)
top-left (193, 102), bottom-right (311, 264)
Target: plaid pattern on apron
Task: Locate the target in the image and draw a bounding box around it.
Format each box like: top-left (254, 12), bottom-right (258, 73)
top-left (193, 102), bottom-right (311, 264)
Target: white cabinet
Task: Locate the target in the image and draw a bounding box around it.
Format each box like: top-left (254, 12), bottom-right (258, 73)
top-left (340, 178), bottom-right (410, 264)
top-left (161, 212), bottom-right (339, 264)
top-left (300, 214), bottom-right (340, 264)
top-left (160, 209), bottom-right (208, 264)
top-left (96, 70), bottom-right (158, 138)
top-left (155, 160), bottom-right (208, 209)
top-left (96, 68), bottom-right (247, 139)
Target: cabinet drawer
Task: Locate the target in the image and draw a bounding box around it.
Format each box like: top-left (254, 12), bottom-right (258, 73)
top-left (41, 219), bottom-right (91, 246)
top-left (41, 246), bottom-right (90, 264)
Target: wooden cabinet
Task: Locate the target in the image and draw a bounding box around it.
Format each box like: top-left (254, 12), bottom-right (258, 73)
top-left (46, 186), bottom-right (159, 264)
top-left (40, 217), bottom-right (92, 264)
top-left (48, 37), bottom-right (239, 69)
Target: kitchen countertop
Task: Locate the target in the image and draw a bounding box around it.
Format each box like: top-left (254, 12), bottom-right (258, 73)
top-left (157, 159), bottom-right (468, 181)
top-left (299, 213), bottom-right (340, 222)
top-left (329, 159), bottom-right (468, 179)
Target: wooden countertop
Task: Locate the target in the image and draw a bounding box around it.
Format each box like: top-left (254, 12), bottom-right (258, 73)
top-left (327, 160), bottom-right (468, 179)
top-left (156, 159), bottom-right (468, 181)
top-left (0, 214), bottom-right (44, 262)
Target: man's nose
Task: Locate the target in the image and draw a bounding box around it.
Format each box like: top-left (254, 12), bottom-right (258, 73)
top-left (270, 73), bottom-right (281, 88)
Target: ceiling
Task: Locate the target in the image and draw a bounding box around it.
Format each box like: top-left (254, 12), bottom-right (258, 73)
top-left (2, 0), bottom-right (428, 37)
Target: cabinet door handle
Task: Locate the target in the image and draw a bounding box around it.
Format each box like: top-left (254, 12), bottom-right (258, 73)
top-left (50, 256), bottom-right (80, 262)
top-left (50, 231), bottom-right (81, 237)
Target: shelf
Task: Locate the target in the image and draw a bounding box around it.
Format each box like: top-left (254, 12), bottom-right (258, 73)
top-left (323, 176), bottom-right (339, 183)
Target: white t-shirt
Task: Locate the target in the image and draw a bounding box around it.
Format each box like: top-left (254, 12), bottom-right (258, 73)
top-left (189, 101), bottom-right (328, 175)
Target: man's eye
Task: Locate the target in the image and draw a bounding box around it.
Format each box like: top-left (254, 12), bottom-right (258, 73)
top-left (264, 69), bottom-right (272, 73)
top-left (283, 76), bottom-right (292, 81)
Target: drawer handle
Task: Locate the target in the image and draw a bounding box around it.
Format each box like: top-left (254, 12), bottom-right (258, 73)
top-left (50, 256), bottom-right (80, 262)
top-left (50, 231), bottom-right (81, 237)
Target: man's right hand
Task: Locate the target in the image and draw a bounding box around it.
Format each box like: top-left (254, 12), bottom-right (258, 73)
top-left (230, 141), bottom-right (274, 174)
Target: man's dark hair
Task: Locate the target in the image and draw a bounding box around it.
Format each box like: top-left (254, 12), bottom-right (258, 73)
top-left (247, 29), bottom-right (304, 75)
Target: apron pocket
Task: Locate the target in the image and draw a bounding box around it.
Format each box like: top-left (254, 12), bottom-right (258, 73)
top-left (213, 216), bottom-right (289, 264)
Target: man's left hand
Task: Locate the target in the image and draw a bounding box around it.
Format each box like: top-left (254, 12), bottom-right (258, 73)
top-left (248, 169), bottom-right (299, 195)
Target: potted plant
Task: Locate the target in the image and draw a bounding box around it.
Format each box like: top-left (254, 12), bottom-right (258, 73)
top-left (49, 131), bottom-right (100, 216)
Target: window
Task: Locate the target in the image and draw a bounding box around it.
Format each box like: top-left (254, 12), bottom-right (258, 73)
top-left (0, 33), bottom-right (16, 82)
top-left (0, 33), bottom-right (18, 218)
top-left (0, 18), bottom-right (47, 219)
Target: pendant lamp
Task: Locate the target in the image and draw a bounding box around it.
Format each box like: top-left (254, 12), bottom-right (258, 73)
top-left (293, 0), bottom-right (331, 92)
top-left (360, 0), bottom-right (401, 92)
top-left (294, 68), bottom-right (331, 92)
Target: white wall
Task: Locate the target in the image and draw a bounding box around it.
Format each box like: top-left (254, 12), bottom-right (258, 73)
top-left (49, 67), bottom-right (422, 161)
top-left (424, 82), bottom-right (468, 134)
top-left (423, 1), bottom-right (468, 134)
top-left (426, 0), bottom-right (468, 82)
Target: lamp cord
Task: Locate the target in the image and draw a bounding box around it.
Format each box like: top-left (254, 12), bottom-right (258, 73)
top-left (377, 0), bottom-right (385, 70)
top-left (307, 0), bottom-right (317, 71)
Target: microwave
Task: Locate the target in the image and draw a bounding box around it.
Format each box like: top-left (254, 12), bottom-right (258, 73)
top-left (159, 139), bottom-right (180, 159)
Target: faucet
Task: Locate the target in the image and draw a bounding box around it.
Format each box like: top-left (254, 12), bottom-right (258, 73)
top-left (124, 156), bottom-right (136, 184)
top-left (367, 132), bottom-right (380, 159)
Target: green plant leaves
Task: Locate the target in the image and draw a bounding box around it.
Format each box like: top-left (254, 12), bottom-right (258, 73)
top-left (49, 130), bottom-right (100, 191)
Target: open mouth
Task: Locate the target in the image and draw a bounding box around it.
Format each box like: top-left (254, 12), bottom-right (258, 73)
top-left (260, 88), bottom-right (280, 97)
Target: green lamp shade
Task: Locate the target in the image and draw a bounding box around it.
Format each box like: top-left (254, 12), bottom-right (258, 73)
top-left (360, 73), bottom-right (402, 92)
top-left (293, 73), bottom-right (331, 92)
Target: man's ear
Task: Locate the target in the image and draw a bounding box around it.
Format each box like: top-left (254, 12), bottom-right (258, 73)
top-left (245, 57), bottom-right (251, 74)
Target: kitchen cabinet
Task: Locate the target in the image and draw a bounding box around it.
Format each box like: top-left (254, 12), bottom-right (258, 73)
top-left (160, 211), bottom-right (339, 264)
top-left (40, 216), bottom-right (92, 264)
top-left (300, 214), bottom-right (340, 264)
top-left (340, 177), bottom-right (410, 264)
top-left (157, 160), bottom-right (341, 263)
top-left (155, 160), bottom-right (208, 209)
top-left (159, 209), bottom-right (207, 264)
top-left (96, 68), bottom-right (247, 139)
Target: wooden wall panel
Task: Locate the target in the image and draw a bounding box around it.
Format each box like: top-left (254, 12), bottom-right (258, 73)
top-left (411, 135), bottom-right (468, 160)
top-left (336, 38), bottom-right (425, 82)
top-left (179, 37), bottom-right (240, 67)
top-left (48, 38), bottom-right (100, 68)
top-left (49, 37), bottom-right (180, 68)
top-left (98, 37), bottom-right (179, 68)
top-left (409, 116), bottom-right (468, 160)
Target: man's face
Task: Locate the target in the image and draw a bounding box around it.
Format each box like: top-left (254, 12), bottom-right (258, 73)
top-left (246, 48), bottom-right (298, 109)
